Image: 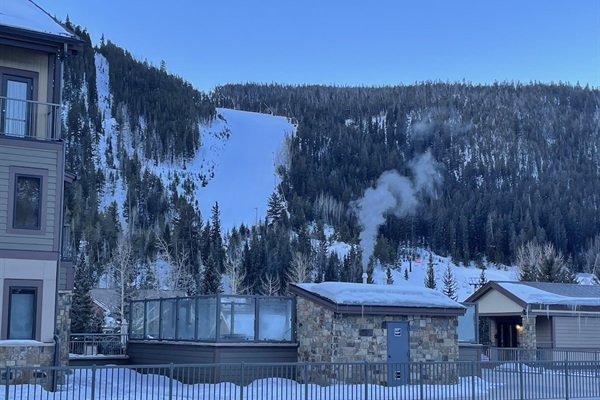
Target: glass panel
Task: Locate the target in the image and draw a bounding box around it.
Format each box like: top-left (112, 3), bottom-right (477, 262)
top-left (258, 297), bottom-right (293, 341)
top-left (130, 301), bottom-right (144, 339)
top-left (176, 298), bottom-right (196, 340)
top-left (145, 300), bottom-right (160, 339)
top-left (5, 80), bottom-right (28, 136)
top-left (160, 299), bottom-right (176, 339)
top-left (220, 296), bottom-right (255, 341)
top-left (458, 303), bottom-right (477, 343)
top-left (196, 297), bottom-right (217, 340)
top-left (9, 288), bottom-right (36, 339)
top-left (14, 175), bottom-right (41, 229)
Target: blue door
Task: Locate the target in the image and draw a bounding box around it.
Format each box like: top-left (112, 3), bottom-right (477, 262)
top-left (386, 321), bottom-right (410, 386)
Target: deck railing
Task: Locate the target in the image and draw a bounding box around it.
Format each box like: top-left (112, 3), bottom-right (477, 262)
top-left (0, 96), bottom-right (61, 140)
top-left (485, 347), bottom-right (600, 362)
top-left (68, 333), bottom-right (127, 356)
top-left (2, 359), bottom-right (600, 399)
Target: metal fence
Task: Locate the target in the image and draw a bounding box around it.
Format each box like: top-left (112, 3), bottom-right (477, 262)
top-left (69, 334), bottom-right (127, 356)
top-left (0, 96), bottom-right (61, 140)
top-left (2, 359), bottom-right (599, 400)
top-left (486, 347), bottom-right (600, 362)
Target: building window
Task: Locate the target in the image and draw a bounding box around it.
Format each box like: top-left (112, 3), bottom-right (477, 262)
top-left (7, 166), bottom-right (48, 235)
top-left (1, 71), bottom-right (36, 137)
top-left (7, 287), bottom-right (37, 339)
top-left (2, 279), bottom-right (43, 341)
top-left (14, 174), bottom-right (42, 229)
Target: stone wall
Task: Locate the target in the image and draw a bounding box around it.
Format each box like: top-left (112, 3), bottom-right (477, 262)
top-left (0, 342), bottom-right (55, 387)
top-left (296, 297), bottom-right (460, 384)
top-left (56, 290), bottom-right (73, 366)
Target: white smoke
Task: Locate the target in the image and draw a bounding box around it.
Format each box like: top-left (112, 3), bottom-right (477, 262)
top-left (353, 151), bottom-right (443, 273)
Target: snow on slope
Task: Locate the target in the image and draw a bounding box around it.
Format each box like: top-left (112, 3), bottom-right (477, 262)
top-left (94, 53), bottom-right (295, 231)
top-left (196, 108), bottom-right (294, 230)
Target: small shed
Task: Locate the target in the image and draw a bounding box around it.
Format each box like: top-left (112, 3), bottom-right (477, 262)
top-left (465, 281), bottom-right (600, 357)
top-left (290, 282), bottom-right (465, 385)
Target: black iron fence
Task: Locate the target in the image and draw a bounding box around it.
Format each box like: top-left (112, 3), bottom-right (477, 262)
top-left (485, 347), bottom-right (600, 362)
top-left (2, 359), bottom-right (599, 399)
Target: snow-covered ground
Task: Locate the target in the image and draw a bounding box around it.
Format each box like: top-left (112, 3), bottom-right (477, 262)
top-left (6, 362), bottom-right (600, 400)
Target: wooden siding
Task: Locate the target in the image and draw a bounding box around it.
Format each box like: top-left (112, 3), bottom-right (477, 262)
top-left (0, 143), bottom-right (59, 252)
top-left (535, 316), bottom-right (553, 348)
top-left (475, 290), bottom-right (523, 316)
top-left (553, 316), bottom-right (600, 349)
top-left (0, 44), bottom-right (49, 98)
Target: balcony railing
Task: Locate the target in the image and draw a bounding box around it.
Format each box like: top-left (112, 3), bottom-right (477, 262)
top-left (0, 96), bottom-right (61, 140)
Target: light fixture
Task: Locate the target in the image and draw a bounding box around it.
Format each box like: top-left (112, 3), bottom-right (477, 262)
top-left (516, 324), bottom-right (523, 333)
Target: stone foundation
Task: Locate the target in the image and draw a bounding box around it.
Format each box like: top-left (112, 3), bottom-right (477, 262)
top-left (296, 297), bottom-right (460, 385)
top-left (56, 290), bottom-right (73, 366)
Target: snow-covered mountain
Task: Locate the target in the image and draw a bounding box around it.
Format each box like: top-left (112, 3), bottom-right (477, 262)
top-left (94, 53), bottom-right (295, 231)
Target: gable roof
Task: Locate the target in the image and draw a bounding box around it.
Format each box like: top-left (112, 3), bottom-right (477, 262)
top-left (465, 281), bottom-right (600, 311)
top-left (290, 282), bottom-right (465, 317)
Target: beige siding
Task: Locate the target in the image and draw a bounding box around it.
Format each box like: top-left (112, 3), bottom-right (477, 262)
top-left (476, 290), bottom-right (523, 315)
top-left (535, 316), bottom-right (553, 348)
top-left (0, 44), bottom-right (50, 139)
top-left (553, 316), bottom-right (600, 349)
top-left (0, 257), bottom-right (57, 343)
top-left (0, 144), bottom-right (59, 252)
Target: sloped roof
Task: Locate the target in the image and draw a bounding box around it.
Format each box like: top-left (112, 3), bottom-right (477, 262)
top-left (291, 282), bottom-right (465, 316)
top-left (465, 281), bottom-right (600, 310)
top-left (1, 0), bottom-right (75, 38)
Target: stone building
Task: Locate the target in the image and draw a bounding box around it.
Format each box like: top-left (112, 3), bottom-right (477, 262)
top-left (290, 282), bottom-right (465, 386)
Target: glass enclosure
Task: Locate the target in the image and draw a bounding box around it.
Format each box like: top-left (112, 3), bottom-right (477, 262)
top-left (457, 302), bottom-right (478, 343)
top-left (129, 294), bottom-right (295, 343)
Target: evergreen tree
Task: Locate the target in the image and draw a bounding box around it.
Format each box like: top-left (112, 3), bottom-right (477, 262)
top-left (386, 267), bottom-right (394, 284)
top-left (266, 191), bottom-right (286, 226)
top-left (477, 268), bottom-right (488, 290)
top-left (71, 244), bottom-right (98, 333)
top-left (424, 253), bottom-right (437, 289)
top-left (442, 264), bottom-right (459, 301)
top-left (209, 202), bottom-right (225, 273)
top-left (201, 254), bottom-right (223, 294)
top-left (404, 268), bottom-right (409, 281)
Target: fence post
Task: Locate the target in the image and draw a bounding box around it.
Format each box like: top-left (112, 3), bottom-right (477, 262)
top-left (471, 361), bottom-right (476, 400)
top-left (304, 363), bottom-right (309, 400)
top-left (5, 366), bottom-right (10, 399)
top-left (169, 363), bottom-right (174, 400)
top-left (564, 361), bottom-right (569, 400)
top-left (91, 365), bottom-right (96, 400)
top-left (240, 362), bottom-right (244, 400)
top-left (364, 361), bottom-right (369, 400)
top-left (518, 360), bottom-right (524, 400)
top-left (419, 362), bottom-right (424, 400)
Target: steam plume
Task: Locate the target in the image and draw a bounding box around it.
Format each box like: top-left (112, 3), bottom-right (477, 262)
top-left (353, 151), bottom-right (443, 274)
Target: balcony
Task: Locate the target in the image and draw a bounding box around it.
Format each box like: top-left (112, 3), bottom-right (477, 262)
top-left (0, 96), bottom-right (61, 140)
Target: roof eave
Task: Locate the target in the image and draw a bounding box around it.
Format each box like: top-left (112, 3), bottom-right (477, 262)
top-left (290, 284), bottom-right (466, 317)
top-left (0, 25), bottom-right (83, 54)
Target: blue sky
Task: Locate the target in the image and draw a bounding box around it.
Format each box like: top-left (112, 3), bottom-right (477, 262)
top-left (37, 0), bottom-right (600, 93)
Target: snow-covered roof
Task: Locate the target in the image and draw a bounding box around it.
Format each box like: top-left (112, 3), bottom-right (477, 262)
top-left (466, 281), bottom-right (600, 311)
top-left (495, 281), bottom-right (600, 307)
top-left (1, 0), bottom-right (76, 39)
top-left (293, 281), bottom-right (464, 314)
